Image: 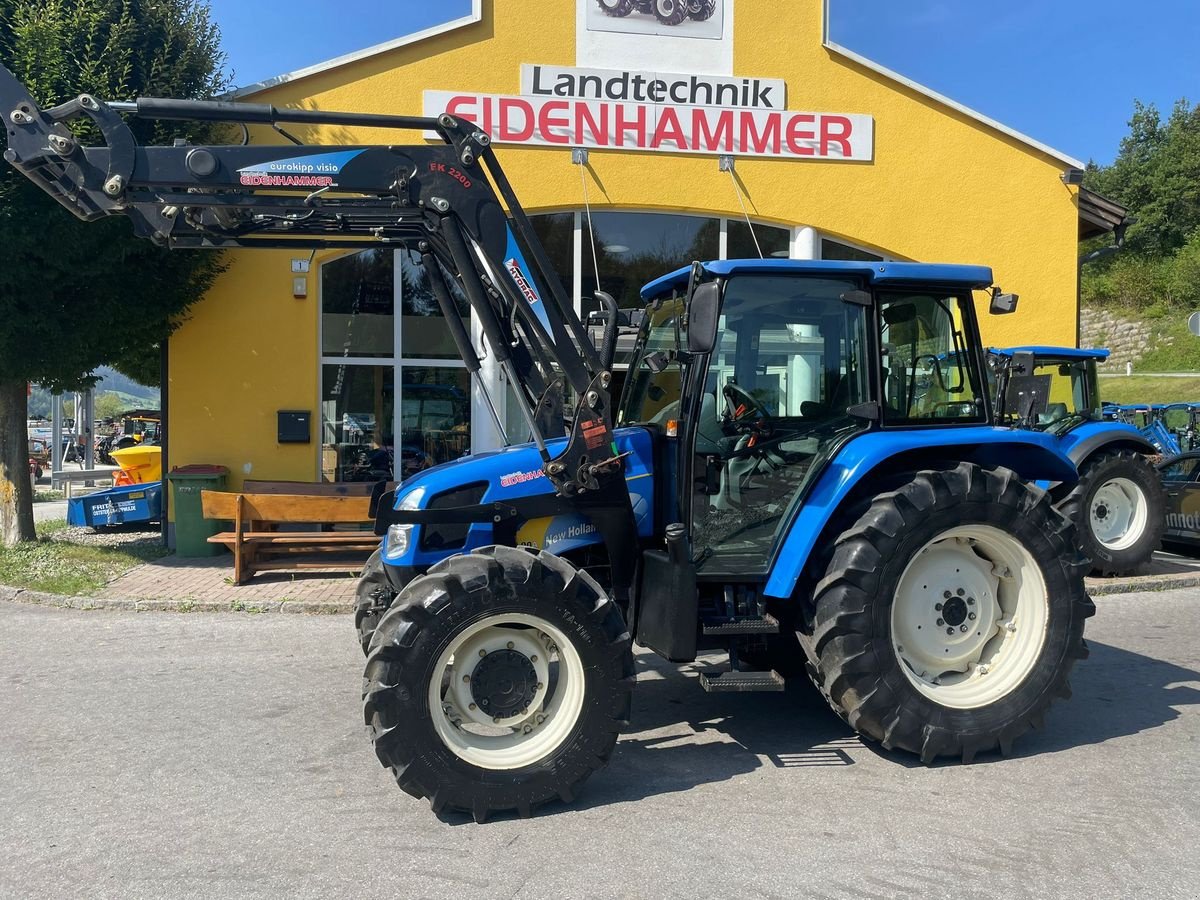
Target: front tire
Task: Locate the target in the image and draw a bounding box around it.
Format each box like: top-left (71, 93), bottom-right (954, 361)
top-left (805, 463), bottom-right (1093, 763)
top-left (354, 550), bottom-right (402, 655)
top-left (652, 0), bottom-right (689, 25)
top-left (1057, 449), bottom-right (1166, 576)
top-left (363, 546), bottom-right (634, 821)
top-left (596, 0), bottom-right (634, 16)
top-left (687, 0), bottom-right (717, 20)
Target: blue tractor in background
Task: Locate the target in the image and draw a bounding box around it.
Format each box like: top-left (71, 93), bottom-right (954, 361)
top-left (2, 66), bottom-right (1094, 822)
top-left (990, 346), bottom-right (1166, 576)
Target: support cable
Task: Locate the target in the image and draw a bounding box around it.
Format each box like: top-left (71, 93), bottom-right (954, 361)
top-left (726, 166), bottom-right (763, 259)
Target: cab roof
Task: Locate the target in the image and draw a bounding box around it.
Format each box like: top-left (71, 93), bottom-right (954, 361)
top-left (640, 259), bottom-right (995, 301)
top-left (994, 345), bottom-right (1110, 361)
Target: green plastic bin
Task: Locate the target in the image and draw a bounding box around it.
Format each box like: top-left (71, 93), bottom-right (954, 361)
top-left (168, 465), bottom-right (230, 557)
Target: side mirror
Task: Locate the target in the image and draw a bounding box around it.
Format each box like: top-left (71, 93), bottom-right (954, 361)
top-left (687, 282), bottom-right (721, 354)
top-left (989, 289), bottom-right (1019, 315)
top-left (1009, 350), bottom-right (1036, 377)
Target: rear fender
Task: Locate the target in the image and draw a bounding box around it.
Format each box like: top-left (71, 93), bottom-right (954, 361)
top-left (762, 427), bottom-right (1078, 601)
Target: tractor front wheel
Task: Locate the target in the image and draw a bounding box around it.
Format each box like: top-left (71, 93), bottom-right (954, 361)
top-left (1057, 449), bottom-right (1166, 576)
top-left (354, 550), bottom-right (402, 654)
top-left (687, 0), bottom-right (717, 20)
top-left (363, 546), bottom-right (634, 820)
top-left (805, 463), bottom-right (1093, 763)
top-left (596, 0), bottom-right (635, 16)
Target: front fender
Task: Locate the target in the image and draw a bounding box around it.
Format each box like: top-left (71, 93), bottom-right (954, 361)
top-left (762, 427), bottom-right (1078, 601)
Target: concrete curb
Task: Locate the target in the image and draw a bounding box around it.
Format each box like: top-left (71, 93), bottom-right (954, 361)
top-left (4, 572), bottom-right (1197, 615)
top-left (0, 585), bottom-right (352, 615)
top-left (1086, 573), bottom-right (1200, 596)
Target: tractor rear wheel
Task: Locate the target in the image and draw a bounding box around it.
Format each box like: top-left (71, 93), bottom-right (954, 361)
top-left (805, 463), bottom-right (1093, 763)
top-left (1057, 449), bottom-right (1166, 576)
top-left (354, 550), bottom-right (401, 655)
top-left (363, 545), bottom-right (634, 821)
top-left (652, 0), bottom-right (689, 25)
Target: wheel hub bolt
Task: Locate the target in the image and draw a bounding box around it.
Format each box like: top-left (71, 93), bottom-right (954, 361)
top-left (967, 597), bottom-right (975, 606)
top-left (479, 649), bottom-right (487, 658)
top-left (960, 624), bottom-right (969, 633)
top-left (469, 703), bottom-right (477, 710)
top-left (956, 588), bottom-right (965, 596)
top-left (946, 627), bottom-right (955, 635)
top-left (943, 590), bottom-right (952, 599)
top-left (531, 655), bottom-right (538, 662)
top-left (936, 618), bottom-right (945, 626)
top-left (978, 665), bottom-right (990, 675)
top-left (507, 641), bottom-right (515, 650)
top-left (494, 717), bottom-right (501, 724)
top-left (462, 675), bottom-right (470, 683)
top-left (935, 602), bottom-right (943, 611)
top-left (536, 682), bottom-right (544, 691)
top-left (968, 612), bottom-right (976, 621)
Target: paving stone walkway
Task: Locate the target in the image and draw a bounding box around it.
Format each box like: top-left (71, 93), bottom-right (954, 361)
top-left (97, 553), bottom-right (360, 612)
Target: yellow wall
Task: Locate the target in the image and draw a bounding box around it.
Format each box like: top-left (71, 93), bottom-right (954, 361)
top-left (169, 0), bottom-right (1081, 492)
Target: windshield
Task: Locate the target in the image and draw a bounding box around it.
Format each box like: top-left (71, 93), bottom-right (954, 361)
top-left (996, 356), bottom-right (1099, 433)
top-left (618, 295), bottom-right (685, 428)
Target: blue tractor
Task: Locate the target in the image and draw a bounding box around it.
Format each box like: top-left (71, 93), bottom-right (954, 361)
top-left (2, 67), bottom-right (1093, 822)
top-left (990, 346), bottom-right (1166, 576)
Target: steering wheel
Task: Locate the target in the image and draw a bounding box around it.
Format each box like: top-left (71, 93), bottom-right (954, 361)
top-left (722, 382), bottom-right (771, 433)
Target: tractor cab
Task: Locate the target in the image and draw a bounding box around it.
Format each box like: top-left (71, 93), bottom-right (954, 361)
top-left (625, 260), bottom-right (996, 578)
top-left (989, 346), bottom-right (1107, 434)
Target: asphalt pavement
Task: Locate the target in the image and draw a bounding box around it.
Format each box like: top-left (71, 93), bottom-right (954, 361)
top-left (1, 590), bottom-right (1197, 899)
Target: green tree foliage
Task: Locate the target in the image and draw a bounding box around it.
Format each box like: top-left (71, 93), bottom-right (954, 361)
top-left (1083, 99), bottom-right (1200, 312)
top-left (0, 0), bottom-right (229, 544)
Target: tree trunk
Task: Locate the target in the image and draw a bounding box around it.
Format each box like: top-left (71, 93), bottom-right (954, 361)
top-left (0, 378), bottom-right (37, 546)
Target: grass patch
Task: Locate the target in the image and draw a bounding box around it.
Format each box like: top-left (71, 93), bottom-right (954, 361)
top-left (33, 490), bottom-right (64, 503)
top-left (0, 523), bottom-right (167, 595)
top-left (1098, 375), bottom-right (1200, 406)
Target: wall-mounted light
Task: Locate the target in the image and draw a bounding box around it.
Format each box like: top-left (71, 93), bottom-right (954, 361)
top-left (292, 276), bottom-right (308, 299)
top-left (1061, 168), bottom-right (1085, 185)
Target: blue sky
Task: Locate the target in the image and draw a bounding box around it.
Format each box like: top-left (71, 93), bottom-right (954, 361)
top-left (206, 0), bottom-right (1197, 165)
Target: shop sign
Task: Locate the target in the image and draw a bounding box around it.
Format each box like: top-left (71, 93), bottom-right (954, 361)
top-left (423, 86), bottom-right (873, 161)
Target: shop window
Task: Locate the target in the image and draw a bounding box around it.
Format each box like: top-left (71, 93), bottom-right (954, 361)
top-left (728, 220), bottom-right (791, 259)
top-left (321, 248), bottom-right (394, 358)
top-left (822, 238), bottom-right (883, 262)
top-left (529, 213), bottom-right (575, 301)
top-left (399, 367), bottom-right (471, 476)
top-left (398, 251), bottom-right (469, 360)
top-left (320, 364), bottom-right (394, 482)
top-left (581, 211), bottom-right (720, 309)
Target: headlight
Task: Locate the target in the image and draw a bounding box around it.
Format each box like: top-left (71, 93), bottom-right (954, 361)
top-left (385, 524), bottom-right (412, 558)
top-left (383, 488), bottom-right (426, 560)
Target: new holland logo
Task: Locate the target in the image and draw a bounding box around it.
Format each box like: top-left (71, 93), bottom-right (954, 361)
top-left (504, 258), bottom-right (542, 306)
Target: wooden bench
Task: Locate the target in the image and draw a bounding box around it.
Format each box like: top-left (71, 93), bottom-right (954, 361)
top-left (200, 490), bottom-right (380, 584)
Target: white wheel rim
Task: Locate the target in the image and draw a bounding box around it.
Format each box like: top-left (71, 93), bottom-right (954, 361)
top-left (427, 613), bottom-right (586, 770)
top-left (891, 525), bottom-right (1049, 709)
top-left (1090, 477), bottom-right (1147, 551)
top-left (657, 0), bottom-right (676, 14)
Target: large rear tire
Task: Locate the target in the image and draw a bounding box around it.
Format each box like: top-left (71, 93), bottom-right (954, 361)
top-left (1057, 449), bottom-right (1166, 576)
top-left (804, 463), bottom-right (1093, 763)
top-left (363, 546), bottom-right (634, 821)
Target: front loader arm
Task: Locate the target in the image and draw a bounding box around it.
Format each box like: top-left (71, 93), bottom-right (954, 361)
top-left (0, 65), bottom-right (640, 599)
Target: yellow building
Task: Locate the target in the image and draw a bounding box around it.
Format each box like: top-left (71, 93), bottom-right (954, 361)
top-left (166, 0), bottom-right (1123, 514)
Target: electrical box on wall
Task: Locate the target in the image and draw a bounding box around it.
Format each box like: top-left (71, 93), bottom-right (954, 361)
top-left (277, 410), bottom-right (311, 444)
